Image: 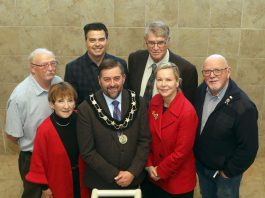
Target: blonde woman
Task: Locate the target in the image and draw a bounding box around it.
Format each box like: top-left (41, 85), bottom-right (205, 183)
top-left (142, 62), bottom-right (198, 198)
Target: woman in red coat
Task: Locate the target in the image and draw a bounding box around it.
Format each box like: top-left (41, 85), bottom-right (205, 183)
top-left (142, 62), bottom-right (198, 198)
top-left (26, 82), bottom-right (89, 198)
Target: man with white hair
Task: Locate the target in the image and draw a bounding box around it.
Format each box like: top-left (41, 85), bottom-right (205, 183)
top-left (5, 48), bottom-right (62, 198)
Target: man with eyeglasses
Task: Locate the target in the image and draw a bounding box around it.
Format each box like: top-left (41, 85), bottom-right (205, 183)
top-left (5, 48), bottom-right (62, 198)
top-left (64, 22), bottom-right (128, 105)
top-left (193, 54), bottom-right (258, 198)
top-left (128, 20), bottom-right (198, 104)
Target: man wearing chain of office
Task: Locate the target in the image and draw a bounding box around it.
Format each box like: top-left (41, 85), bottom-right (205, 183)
top-left (77, 58), bottom-right (151, 194)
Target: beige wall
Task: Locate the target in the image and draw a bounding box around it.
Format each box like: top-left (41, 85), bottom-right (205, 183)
top-left (0, 0), bottom-right (264, 156)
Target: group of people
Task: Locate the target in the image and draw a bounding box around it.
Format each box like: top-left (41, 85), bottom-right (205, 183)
top-left (5, 20), bottom-right (258, 198)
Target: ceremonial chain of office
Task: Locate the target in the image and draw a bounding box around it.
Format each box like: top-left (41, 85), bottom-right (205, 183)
top-left (88, 90), bottom-right (138, 130)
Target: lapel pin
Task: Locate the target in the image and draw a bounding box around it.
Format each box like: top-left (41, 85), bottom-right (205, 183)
top-left (225, 96), bottom-right (233, 105)
top-left (152, 111), bottom-right (158, 120)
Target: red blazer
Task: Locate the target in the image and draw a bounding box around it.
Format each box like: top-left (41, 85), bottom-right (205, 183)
top-left (147, 91), bottom-right (198, 194)
top-left (26, 117), bottom-right (89, 198)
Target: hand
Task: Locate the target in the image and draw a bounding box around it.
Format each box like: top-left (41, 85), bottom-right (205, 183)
top-left (219, 170), bottom-right (229, 179)
top-left (146, 166), bottom-right (160, 181)
top-left (42, 188), bottom-right (53, 198)
top-left (114, 171), bottom-right (134, 187)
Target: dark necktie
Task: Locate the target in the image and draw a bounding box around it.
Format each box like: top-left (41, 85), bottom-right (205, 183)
top-left (112, 100), bottom-right (121, 121)
top-left (143, 63), bottom-right (157, 104)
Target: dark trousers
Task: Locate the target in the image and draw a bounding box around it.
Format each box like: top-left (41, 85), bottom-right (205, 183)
top-left (18, 151), bottom-right (42, 198)
top-left (72, 167), bottom-right (81, 198)
top-left (141, 177), bottom-right (194, 198)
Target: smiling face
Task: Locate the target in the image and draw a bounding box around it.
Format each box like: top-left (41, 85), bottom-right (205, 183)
top-left (156, 68), bottom-right (179, 104)
top-left (85, 30), bottom-right (108, 59)
top-left (48, 82), bottom-right (77, 118)
top-left (98, 66), bottom-right (125, 99)
top-left (145, 32), bottom-right (169, 63)
top-left (203, 55), bottom-right (231, 96)
top-left (50, 96), bottom-right (75, 118)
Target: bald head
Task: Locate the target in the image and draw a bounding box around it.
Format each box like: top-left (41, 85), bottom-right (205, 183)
top-left (203, 54), bottom-right (228, 69)
top-left (202, 54), bottom-right (231, 96)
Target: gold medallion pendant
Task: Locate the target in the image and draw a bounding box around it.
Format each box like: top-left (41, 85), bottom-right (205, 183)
top-left (119, 134), bottom-right (128, 144)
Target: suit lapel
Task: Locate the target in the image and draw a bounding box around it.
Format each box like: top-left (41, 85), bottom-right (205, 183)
top-left (95, 90), bottom-right (112, 117)
top-left (150, 95), bottom-right (163, 139)
top-left (96, 90), bottom-right (121, 146)
top-left (137, 52), bottom-right (149, 80)
top-left (197, 83), bottom-right (207, 121)
top-left (161, 92), bottom-right (184, 130)
top-left (121, 89), bottom-right (129, 119)
top-left (135, 51), bottom-right (149, 94)
top-left (151, 104), bottom-right (163, 139)
top-left (161, 111), bottom-right (176, 129)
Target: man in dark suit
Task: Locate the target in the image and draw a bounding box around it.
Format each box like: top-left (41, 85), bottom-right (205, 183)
top-left (65, 22), bottom-right (128, 105)
top-left (77, 58), bottom-right (150, 191)
top-left (128, 21), bottom-right (198, 104)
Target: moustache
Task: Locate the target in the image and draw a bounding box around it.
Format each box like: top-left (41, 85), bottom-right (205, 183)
top-left (107, 85), bottom-right (119, 89)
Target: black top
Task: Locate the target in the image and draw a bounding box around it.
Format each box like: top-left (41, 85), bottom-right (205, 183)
top-left (50, 112), bottom-right (81, 198)
top-left (163, 106), bottom-right (168, 113)
top-left (50, 112), bottom-right (79, 167)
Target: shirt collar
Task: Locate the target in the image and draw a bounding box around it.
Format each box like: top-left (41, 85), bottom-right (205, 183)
top-left (147, 49), bottom-right (169, 68)
top-left (29, 74), bottom-right (48, 96)
top-left (85, 52), bottom-right (108, 65)
top-left (103, 92), bottom-right (122, 107)
top-left (206, 81), bottom-right (229, 99)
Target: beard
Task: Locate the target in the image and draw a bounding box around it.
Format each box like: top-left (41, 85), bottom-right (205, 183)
top-left (103, 86), bottom-right (122, 99)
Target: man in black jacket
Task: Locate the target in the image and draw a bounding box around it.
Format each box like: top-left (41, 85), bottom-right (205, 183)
top-left (128, 21), bottom-right (197, 104)
top-left (194, 54), bottom-right (258, 198)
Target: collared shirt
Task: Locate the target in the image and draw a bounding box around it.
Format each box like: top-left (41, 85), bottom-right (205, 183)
top-left (140, 50), bottom-right (170, 97)
top-left (103, 92), bottom-right (122, 118)
top-left (64, 52), bottom-right (128, 105)
top-left (200, 82), bottom-right (229, 133)
top-left (5, 74), bottom-right (62, 151)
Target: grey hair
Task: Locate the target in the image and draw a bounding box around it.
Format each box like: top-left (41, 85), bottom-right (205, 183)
top-left (28, 48), bottom-right (55, 63)
top-left (144, 21), bottom-right (170, 38)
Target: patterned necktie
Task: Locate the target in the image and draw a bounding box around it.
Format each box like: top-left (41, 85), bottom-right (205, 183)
top-left (112, 100), bottom-right (121, 121)
top-left (143, 63), bottom-right (157, 104)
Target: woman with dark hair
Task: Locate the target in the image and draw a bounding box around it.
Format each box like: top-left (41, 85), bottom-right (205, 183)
top-left (26, 82), bottom-right (88, 198)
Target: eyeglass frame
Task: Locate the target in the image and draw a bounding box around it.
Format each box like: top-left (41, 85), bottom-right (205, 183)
top-left (31, 60), bottom-right (58, 69)
top-left (146, 40), bottom-right (168, 48)
top-left (201, 67), bottom-right (229, 77)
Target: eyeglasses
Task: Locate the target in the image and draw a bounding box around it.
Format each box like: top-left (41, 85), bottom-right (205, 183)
top-left (202, 67), bottom-right (228, 77)
top-left (146, 40), bottom-right (167, 48)
top-left (31, 61), bottom-right (58, 69)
